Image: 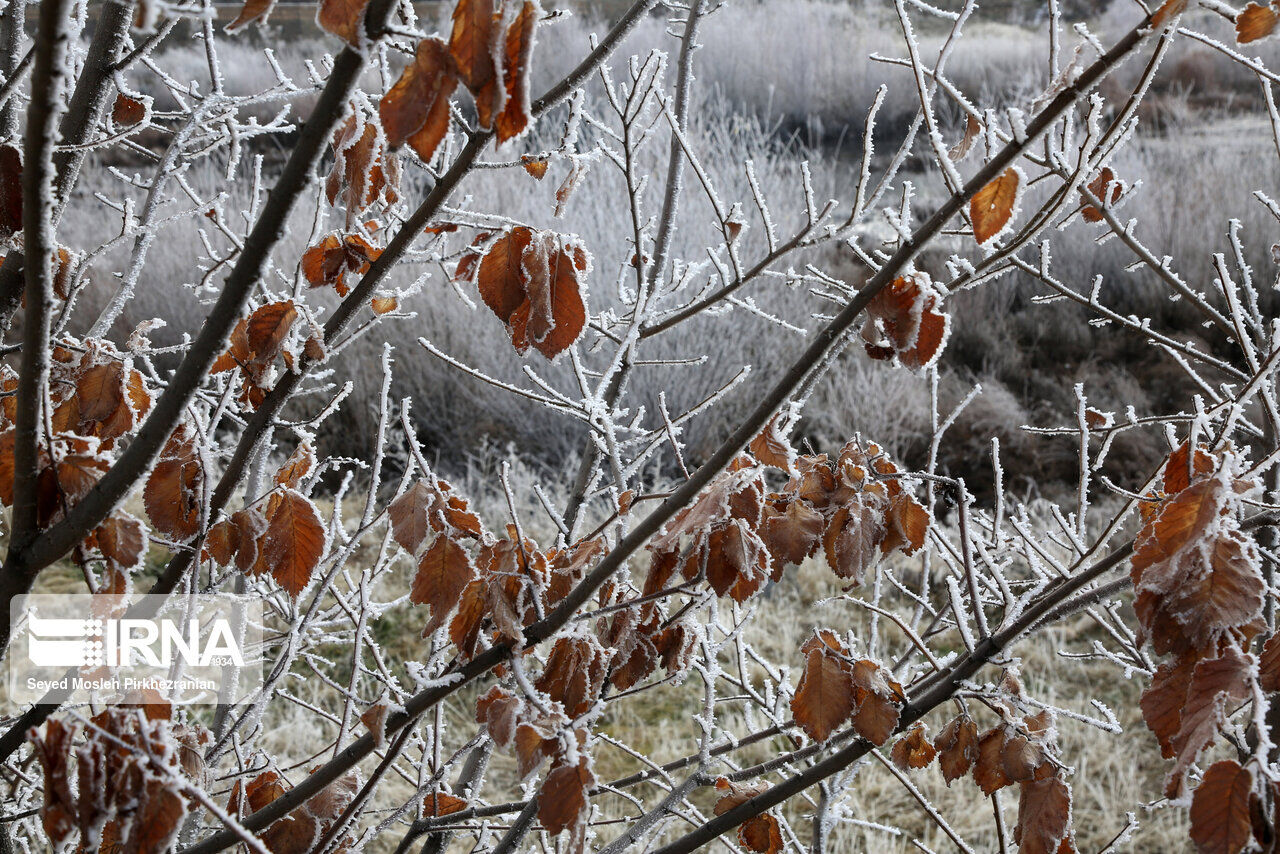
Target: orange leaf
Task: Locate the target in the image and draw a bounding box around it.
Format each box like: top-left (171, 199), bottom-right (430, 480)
top-left (247, 300), bottom-right (298, 363)
top-left (371, 296), bottom-right (398, 315)
top-left (1151, 0), bottom-right (1189, 28)
top-left (259, 489), bottom-right (326, 596)
top-left (1237, 2), bottom-right (1279, 43)
top-left (1190, 760), bottom-right (1253, 854)
top-left (970, 166), bottom-right (1021, 245)
top-left (1080, 167), bottom-right (1121, 223)
top-left (478, 226), bottom-right (589, 359)
top-left (522, 155), bottom-right (548, 179)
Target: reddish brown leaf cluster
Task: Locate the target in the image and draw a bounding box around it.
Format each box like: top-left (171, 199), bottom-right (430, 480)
top-left (713, 778), bottom-right (783, 854)
top-left (301, 232), bottom-right (382, 297)
top-left (0, 344), bottom-right (156, 577)
top-left (790, 630), bottom-right (904, 743)
top-left (449, 0), bottom-right (540, 143)
top-left (476, 685), bottom-right (595, 849)
top-left (210, 300), bottom-right (299, 408)
top-left (227, 766), bottom-right (360, 853)
top-left (204, 459), bottom-right (327, 597)
top-left (476, 225), bottom-right (590, 359)
top-left (380, 37), bottom-right (457, 163)
top-left (325, 117), bottom-right (400, 219)
top-left (861, 271), bottom-right (950, 370)
top-left (30, 705), bottom-right (207, 853)
top-left (1127, 442), bottom-right (1278, 850)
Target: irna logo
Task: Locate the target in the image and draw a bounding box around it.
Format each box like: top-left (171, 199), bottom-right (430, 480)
top-left (25, 614), bottom-right (245, 669)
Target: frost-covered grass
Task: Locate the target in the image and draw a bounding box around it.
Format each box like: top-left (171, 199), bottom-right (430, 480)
top-left (69, 0), bottom-right (1280, 492)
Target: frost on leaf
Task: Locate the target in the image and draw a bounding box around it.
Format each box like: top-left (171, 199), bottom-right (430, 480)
top-left (1014, 770), bottom-right (1074, 854)
top-left (380, 37), bottom-right (458, 163)
top-left (535, 634), bottom-right (608, 718)
top-left (539, 756), bottom-right (594, 843)
top-left (891, 722), bottom-right (937, 770)
top-left (495, 1), bottom-right (540, 143)
top-left (1189, 760), bottom-right (1254, 854)
top-left (226, 0), bottom-right (275, 30)
top-left (301, 233), bottom-right (382, 296)
top-left (714, 779), bottom-right (784, 854)
top-left (935, 715), bottom-right (979, 784)
top-left (318, 0), bottom-right (371, 46)
top-left (325, 117), bottom-right (400, 215)
top-left (1236, 2), bottom-right (1279, 43)
top-left (477, 226), bottom-right (589, 359)
top-left (412, 535), bottom-right (476, 633)
top-left (861, 272), bottom-right (950, 371)
top-left (1080, 167), bottom-right (1122, 223)
top-left (791, 631), bottom-right (856, 742)
top-left (970, 166), bottom-right (1022, 245)
top-left (144, 425), bottom-right (204, 541)
top-left (256, 489), bottom-right (327, 597)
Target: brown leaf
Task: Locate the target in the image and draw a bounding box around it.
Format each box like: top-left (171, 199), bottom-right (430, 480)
top-left (1015, 771), bottom-right (1073, 854)
top-left (535, 635), bottom-right (608, 718)
top-left (739, 814), bottom-right (784, 854)
top-left (226, 0), bottom-right (274, 30)
top-left (935, 715), bottom-right (979, 784)
top-left (891, 722), bottom-right (937, 770)
top-left (450, 0), bottom-right (502, 128)
top-left (1166, 646), bottom-right (1254, 797)
top-left (380, 37), bottom-right (457, 163)
top-left (848, 658), bottom-right (903, 745)
top-left (423, 791), bottom-right (467, 818)
top-left (1190, 760), bottom-right (1253, 854)
top-left (970, 166), bottom-right (1021, 245)
top-left (1260, 633), bottom-right (1280, 693)
top-left (247, 300), bottom-right (298, 363)
top-left (478, 226), bottom-right (589, 359)
top-left (495, 1), bottom-right (538, 144)
top-left (1080, 167), bottom-right (1121, 223)
top-left (861, 273), bottom-right (950, 370)
top-left (144, 428), bottom-right (203, 541)
top-left (949, 114), bottom-right (981, 162)
top-left (538, 757), bottom-right (593, 838)
top-left (111, 93), bottom-right (147, 126)
top-left (791, 635), bottom-right (855, 742)
top-left (974, 728), bottom-right (1014, 794)
top-left (749, 415), bottom-right (794, 470)
top-left (275, 442), bottom-right (314, 490)
top-left (318, 0), bottom-right (371, 45)
top-left (412, 535), bottom-right (476, 633)
top-left (822, 495), bottom-right (886, 584)
top-left (389, 480), bottom-right (435, 553)
top-left (77, 361), bottom-right (127, 425)
top-left (761, 499), bottom-right (824, 576)
top-left (96, 513), bottom-right (146, 570)
top-left (1152, 0), bottom-right (1189, 28)
top-left (371, 296), bottom-right (398, 315)
top-left (1164, 441), bottom-right (1216, 494)
top-left (705, 519), bottom-right (770, 602)
top-left (1236, 2), bottom-right (1278, 43)
top-left (259, 489), bottom-right (326, 596)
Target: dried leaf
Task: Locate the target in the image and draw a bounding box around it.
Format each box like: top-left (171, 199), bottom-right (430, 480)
top-left (891, 722), bottom-right (937, 770)
top-left (949, 114), bottom-right (981, 161)
top-left (495, 1), bottom-right (539, 143)
top-left (412, 536), bottom-right (476, 633)
top-left (144, 428), bottom-right (203, 541)
top-left (1190, 760), bottom-right (1253, 854)
top-left (477, 226), bottom-right (589, 359)
top-left (1080, 167), bottom-right (1121, 223)
top-left (1237, 2), bottom-right (1278, 42)
top-left (259, 489), bottom-right (326, 596)
top-left (318, 0), bottom-right (371, 45)
top-left (822, 495), bottom-right (886, 584)
top-left (970, 166), bottom-right (1021, 245)
top-left (450, 0), bottom-right (502, 128)
top-left (791, 635), bottom-right (855, 742)
top-left (935, 715), bottom-right (979, 784)
top-left (1014, 771), bottom-right (1073, 854)
top-left (112, 93), bottom-right (147, 126)
top-left (380, 37), bottom-right (458, 163)
top-left (538, 757), bottom-right (593, 838)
